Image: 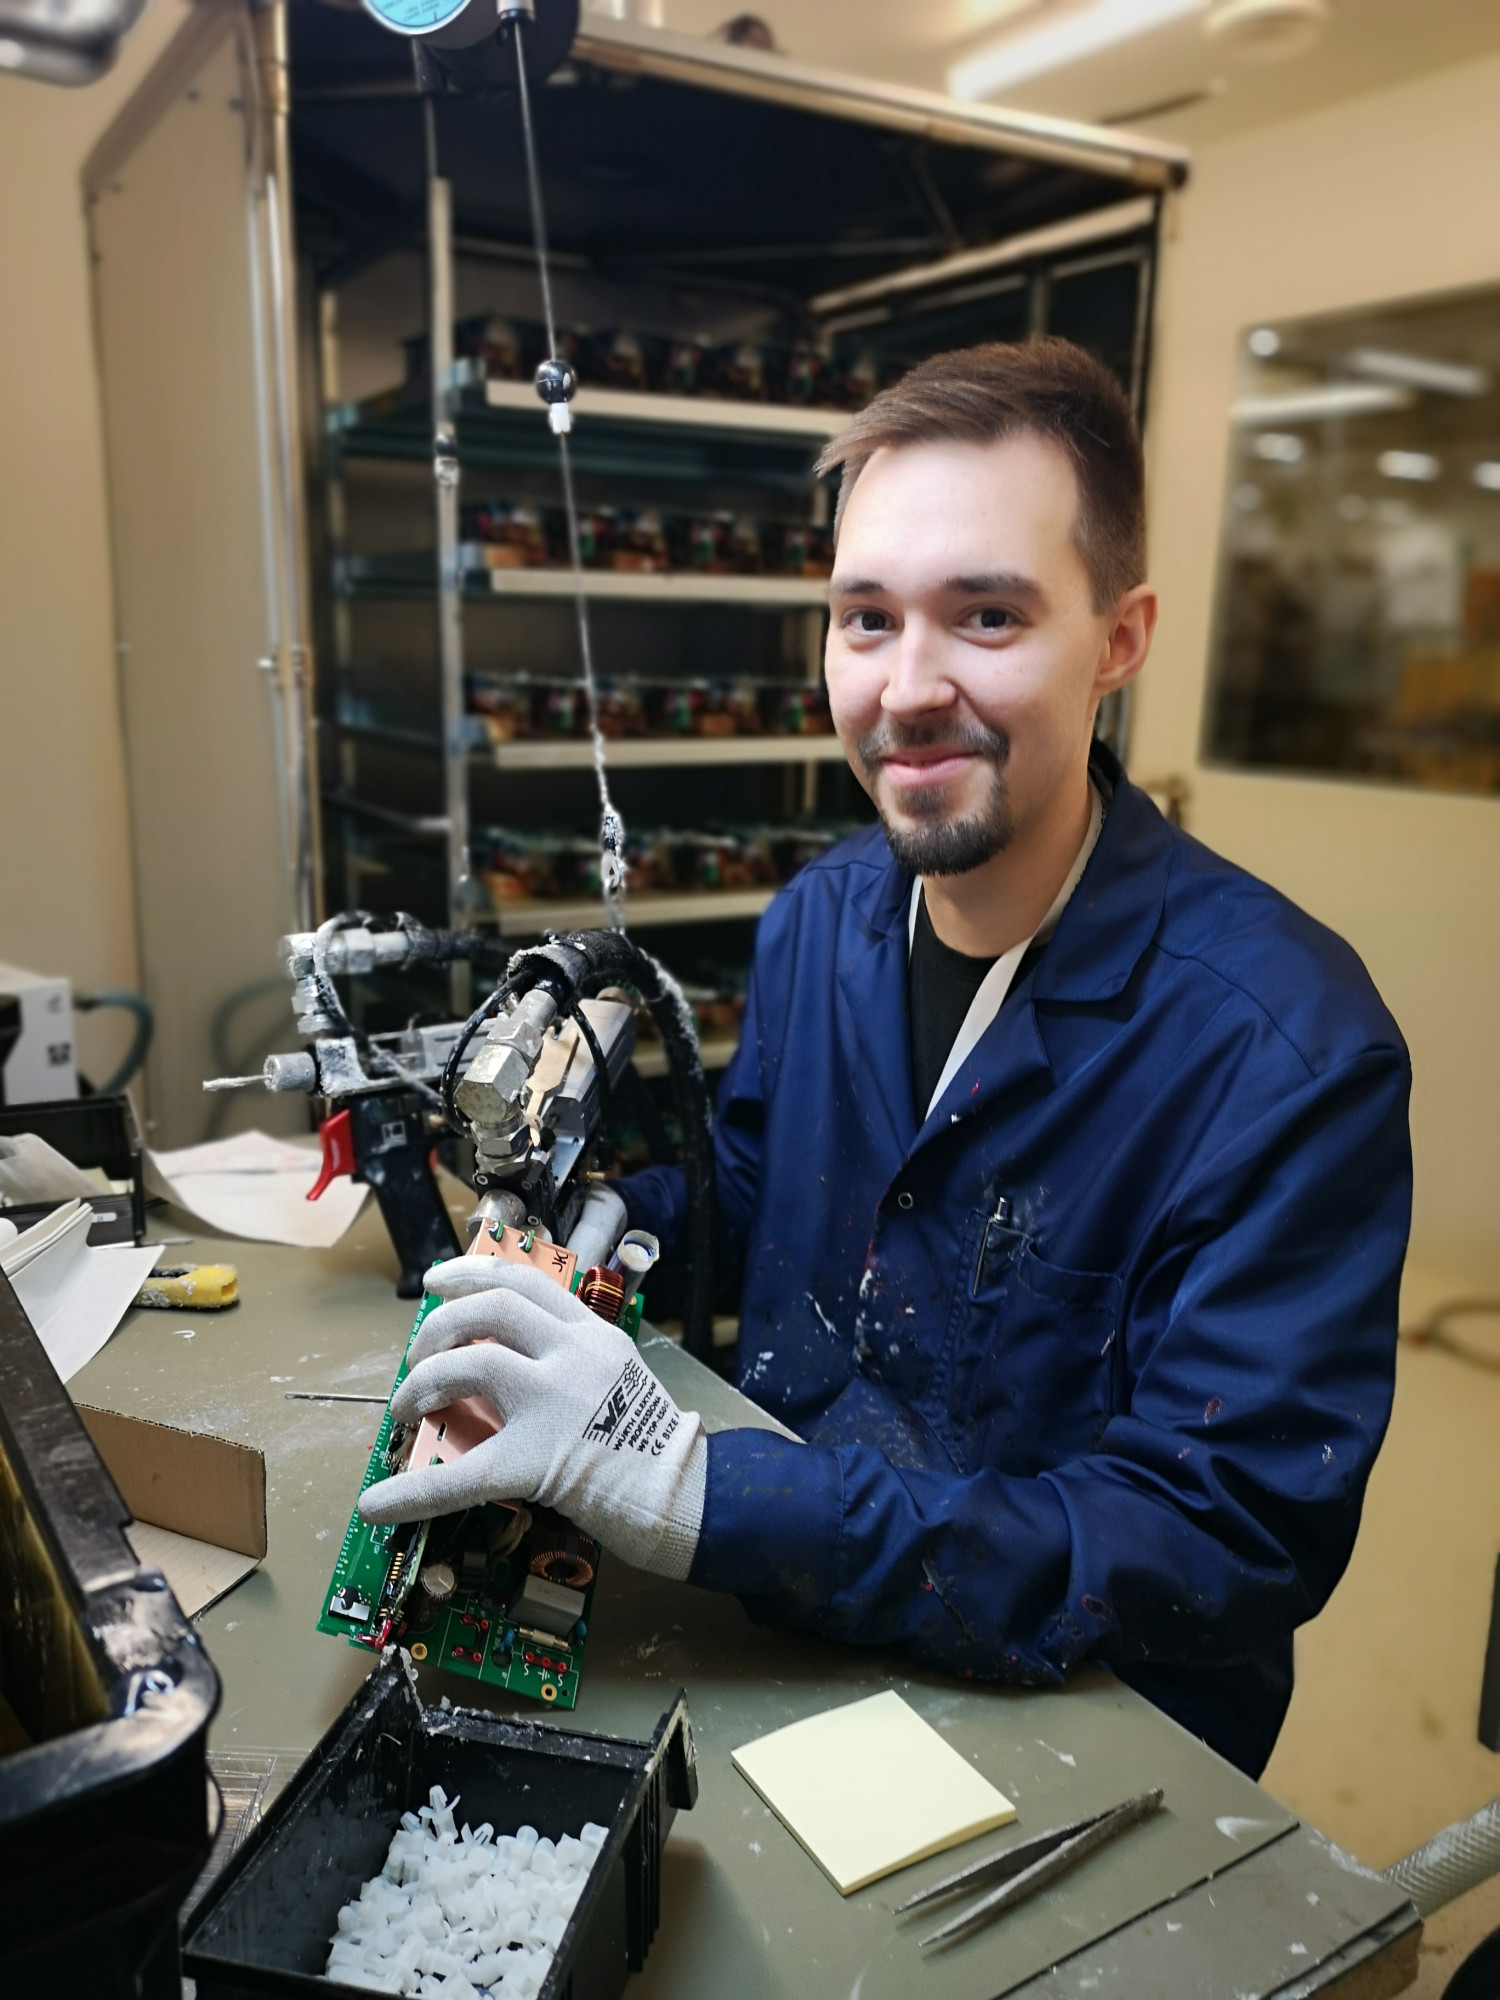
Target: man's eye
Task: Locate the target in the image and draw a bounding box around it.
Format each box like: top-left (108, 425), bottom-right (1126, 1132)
top-left (846, 608), bottom-right (891, 633)
top-left (966, 606), bottom-right (1015, 631)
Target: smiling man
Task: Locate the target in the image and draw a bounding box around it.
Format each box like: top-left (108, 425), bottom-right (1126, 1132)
top-left (363, 340), bottom-right (1412, 1778)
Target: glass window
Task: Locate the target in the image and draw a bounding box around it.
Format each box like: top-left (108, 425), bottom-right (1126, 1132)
top-left (1203, 285), bottom-right (1500, 793)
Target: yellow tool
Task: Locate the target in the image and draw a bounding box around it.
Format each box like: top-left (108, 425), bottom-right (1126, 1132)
top-left (134, 1264), bottom-right (239, 1310)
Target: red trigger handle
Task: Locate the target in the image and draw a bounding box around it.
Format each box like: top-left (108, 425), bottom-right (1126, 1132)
top-left (309, 1108), bottom-right (355, 1202)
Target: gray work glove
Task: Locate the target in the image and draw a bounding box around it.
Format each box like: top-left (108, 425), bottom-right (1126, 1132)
top-left (358, 1256), bottom-right (707, 1582)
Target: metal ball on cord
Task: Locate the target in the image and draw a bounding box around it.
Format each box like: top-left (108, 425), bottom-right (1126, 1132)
top-left (534, 357), bottom-right (577, 407)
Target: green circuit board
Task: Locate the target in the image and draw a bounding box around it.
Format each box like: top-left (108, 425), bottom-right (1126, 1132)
top-left (316, 1278), bottom-right (642, 1711)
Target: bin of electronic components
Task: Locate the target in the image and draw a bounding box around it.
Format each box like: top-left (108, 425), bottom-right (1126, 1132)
top-left (183, 1653), bottom-right (697, 2000)
top-left (0, 1270), bottom-right (219, 1998)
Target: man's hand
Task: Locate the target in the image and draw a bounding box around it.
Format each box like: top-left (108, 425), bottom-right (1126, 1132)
top-left (357, 1256), bottom-right (706, 1580)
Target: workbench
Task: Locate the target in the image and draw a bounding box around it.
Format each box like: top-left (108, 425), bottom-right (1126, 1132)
top-left (70, 1220), bottom-right (1420, 2000)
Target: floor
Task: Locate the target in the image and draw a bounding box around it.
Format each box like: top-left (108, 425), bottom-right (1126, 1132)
top-left (1259, 1257), bottom-right (1500, 1997)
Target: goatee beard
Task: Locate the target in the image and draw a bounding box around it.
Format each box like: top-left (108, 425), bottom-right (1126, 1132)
top-left (857, 720), bottom-right (1014, 877)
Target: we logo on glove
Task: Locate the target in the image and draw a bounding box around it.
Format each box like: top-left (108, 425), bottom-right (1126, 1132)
top-left (583, 1357), bottom-right (681, 1459)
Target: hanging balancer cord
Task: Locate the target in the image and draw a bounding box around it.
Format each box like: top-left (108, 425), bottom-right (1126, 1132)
top-left (507, 10), bottom-right (627, 933)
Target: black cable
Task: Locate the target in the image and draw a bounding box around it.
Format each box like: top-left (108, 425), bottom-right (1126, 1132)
top-left (567, 998), bottom-right (614, 1150)
top-left (503, 933), bottom-right (716, 1358)
top-left (75, 990), bottom-right (154, 1096)
top-left (1400, 1299), bottom-right (1500, 1374)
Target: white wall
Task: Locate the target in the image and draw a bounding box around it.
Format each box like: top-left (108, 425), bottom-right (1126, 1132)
top-left (0, 0), bottom-right (189, 1091)
top-left (1136, 50), bottom-right (1500, 1286)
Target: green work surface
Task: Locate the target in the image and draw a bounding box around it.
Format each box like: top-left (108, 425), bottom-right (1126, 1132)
top-left (69, 1219), bottom-right (1415, 1998)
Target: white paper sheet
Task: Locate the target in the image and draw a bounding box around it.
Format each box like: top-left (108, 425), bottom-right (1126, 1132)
top-left (2, 1201), bottom-right (162, 1382)
top-left (148, 1130), bottom-right (369, 1248)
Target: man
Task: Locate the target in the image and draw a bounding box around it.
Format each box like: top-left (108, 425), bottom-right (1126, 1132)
top-left (362, 339), bottom-right (1411, 1778)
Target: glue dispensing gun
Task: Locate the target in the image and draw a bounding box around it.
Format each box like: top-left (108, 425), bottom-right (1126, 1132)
top-left (202, 918), bottom-right (483, 1296)
top-left (205, 913), bottom-right (718, 1354)
top-left (203, 916), bottom-right (649, 1300)
top-left (305, 1090), bottom-right (459, 1299)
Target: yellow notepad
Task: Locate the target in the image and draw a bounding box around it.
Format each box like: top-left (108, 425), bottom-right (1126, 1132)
top-left (731, 1689), bottom-right (1017, 1894)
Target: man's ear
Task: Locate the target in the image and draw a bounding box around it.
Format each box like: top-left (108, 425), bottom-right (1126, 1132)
top-left (1094, 584), bottom-right (1156, 699)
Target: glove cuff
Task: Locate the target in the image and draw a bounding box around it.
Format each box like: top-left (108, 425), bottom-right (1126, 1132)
top-left (644, 1426), bottom-right (708, 1583)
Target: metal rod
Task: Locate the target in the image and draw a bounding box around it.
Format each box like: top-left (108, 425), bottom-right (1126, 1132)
top-left (322, 789), bottom-right (450, 835)
top-left (244, 170), bottom-right (298, 915)
top-left (284, 1390), bottom-right (389, 1404)
top-left (810, 196), bottom-right (1156, 319)
top-left (255, 0), bottom-right (324, 931)
top-left (567, 18), bottom-right (1188, 187)
top-left (423, 102), bottom-right (472, 1012)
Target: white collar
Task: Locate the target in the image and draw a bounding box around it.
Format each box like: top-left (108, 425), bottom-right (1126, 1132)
top-left (908, 779), bottom-right (1104, 1120)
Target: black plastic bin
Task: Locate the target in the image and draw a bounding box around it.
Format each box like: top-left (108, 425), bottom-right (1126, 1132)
top-left (0, 1270), bottom-right (220, 1997)
top-left (0, 1091), bottom-right (148, 1243)
top-left (183, 1655), bottom-right (698, 2000)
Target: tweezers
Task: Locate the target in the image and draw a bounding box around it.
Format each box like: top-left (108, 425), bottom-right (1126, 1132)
top-left (894, 1786), bottom-right (1165, 1951)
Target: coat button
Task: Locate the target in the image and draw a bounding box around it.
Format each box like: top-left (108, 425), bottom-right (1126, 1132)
top-left (896, 1191), bottom-right (914, 1211)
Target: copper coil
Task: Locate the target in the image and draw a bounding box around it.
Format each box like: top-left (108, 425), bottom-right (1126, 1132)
top-left (529, 1546), bottom-right (596, 1589)
top-left (577, 1265), bottom-right (627, 1324)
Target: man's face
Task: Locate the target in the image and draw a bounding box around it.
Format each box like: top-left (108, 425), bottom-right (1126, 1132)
top-left (825, 433), bottom-right (1148, 876)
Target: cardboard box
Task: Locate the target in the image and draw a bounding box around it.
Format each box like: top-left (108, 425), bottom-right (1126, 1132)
top-left (77, 1405), bottom-right (267, 1617)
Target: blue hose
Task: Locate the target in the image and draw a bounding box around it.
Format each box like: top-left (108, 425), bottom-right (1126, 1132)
top-left (76, 989), bottom-right (154, 1096)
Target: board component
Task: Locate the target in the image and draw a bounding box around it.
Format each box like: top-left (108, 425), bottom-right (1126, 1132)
top-left (315, 1229), bottom-right (643, 1709)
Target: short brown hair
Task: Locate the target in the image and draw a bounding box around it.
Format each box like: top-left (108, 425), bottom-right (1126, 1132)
top-left (815, 338), bottom-right (1146, 612)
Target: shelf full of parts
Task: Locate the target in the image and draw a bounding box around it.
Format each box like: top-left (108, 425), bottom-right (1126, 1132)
top-left (290, 1), bottom-right (1186, 1306)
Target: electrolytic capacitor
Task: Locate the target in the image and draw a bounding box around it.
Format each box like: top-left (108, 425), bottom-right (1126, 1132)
top-left (418, 1561), bottom-right (457, 1608)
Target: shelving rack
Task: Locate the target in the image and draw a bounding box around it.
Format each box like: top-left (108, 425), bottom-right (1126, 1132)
top-left (288, 9), bottom-right (1187, 1056)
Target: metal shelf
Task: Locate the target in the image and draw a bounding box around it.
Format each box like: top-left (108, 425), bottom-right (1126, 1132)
top-left (474, 563), bottom-right (830, 606)
top-left (489, 887), bottom-right (776, 935)
top-left (323, 789), bottom-right (448, 836)
top-left (326, 379), bottom-right (844, 490)
top-left (332, 718), bottom-right (841, 772)
top-left (337, 552), bottom-right (830, 607)
top-left (633, 1034), bottom-right (739, 1078)
top-left (480, 376), bottom-right (850, 442)
top-left (486, 734), bottom-right (845, 771)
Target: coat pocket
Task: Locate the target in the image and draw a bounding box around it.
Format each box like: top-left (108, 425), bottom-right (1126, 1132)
top-left (945, 1208), bottom-right (1123, 1477)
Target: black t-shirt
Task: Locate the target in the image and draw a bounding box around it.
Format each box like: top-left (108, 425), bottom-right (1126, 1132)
top-left (908, 888), bottom-right (1001, 1115)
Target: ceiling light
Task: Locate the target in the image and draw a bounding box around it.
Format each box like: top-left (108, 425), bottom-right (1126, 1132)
top-left (1247, 327), bottom-right (1281, 358)
top-left (1204, 0), bottom-right (1328, 60)
top-left (948, 0), bottom-right (1204, 99)
top-left (1348, 348), bottom-right (1490, 398)
top-left (1377, 450), bottom-right (1440, 483)
top-left (1474, 462), bottom-right (1500, 492)
top-left (1231, 385), bottom-right (1412, 425)
top-left (1253, 432), bottom-right (1305, 464)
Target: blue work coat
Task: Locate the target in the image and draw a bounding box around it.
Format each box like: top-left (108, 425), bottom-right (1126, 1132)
top-left (622, 747), bottom-right (1412, 1775)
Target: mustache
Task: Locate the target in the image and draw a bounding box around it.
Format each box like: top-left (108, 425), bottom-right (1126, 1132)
top-left (855, 719), bottom-right (1010, 772)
